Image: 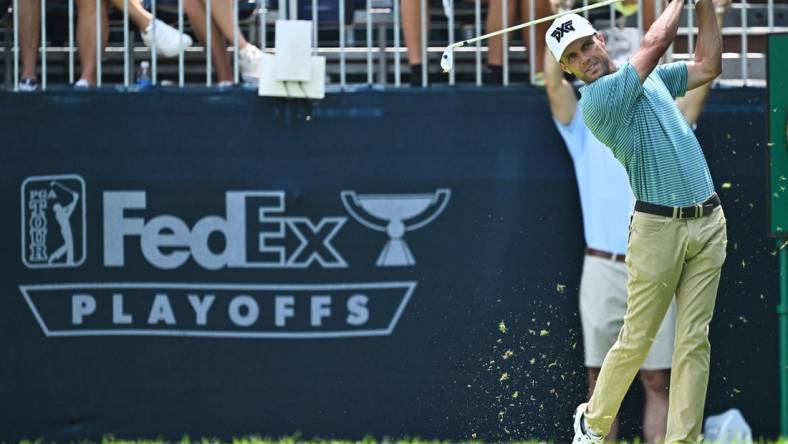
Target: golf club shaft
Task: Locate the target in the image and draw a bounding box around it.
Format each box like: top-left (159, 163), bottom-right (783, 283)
top-left (451, 0), bottom-right (623, 48)
top-left (53, 181), bottom-right (76, 195)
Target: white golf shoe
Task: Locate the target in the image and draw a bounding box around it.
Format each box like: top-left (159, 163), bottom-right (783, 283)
top-left (239, 44), bottom-right (263, 83)
top-left (573, 403), bottom-right (603, 444)
top-left (141, 19), bottom-right (192, 58)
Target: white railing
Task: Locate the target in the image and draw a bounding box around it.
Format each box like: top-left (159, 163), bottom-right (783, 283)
top-left (2, 0), bottom-right (786, 91)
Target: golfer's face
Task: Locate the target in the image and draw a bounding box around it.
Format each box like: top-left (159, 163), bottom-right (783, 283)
top-left (560, 34), bottom-right (609, 83)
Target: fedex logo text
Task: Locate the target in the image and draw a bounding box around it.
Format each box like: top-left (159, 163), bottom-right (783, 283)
top-left (104, 191), bottom-right (347, 270)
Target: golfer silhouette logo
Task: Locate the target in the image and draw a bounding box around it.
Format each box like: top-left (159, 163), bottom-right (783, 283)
top-left (48, 182), bottom-right (79, 265)
top-left (21, 175), bottom-right (86, 268)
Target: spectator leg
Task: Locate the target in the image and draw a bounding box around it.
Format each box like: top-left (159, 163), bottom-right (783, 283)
top-left (76, 0), bottom-right (110, 84)
top-left (485, 0), bottom-right (516, 67)
top-left (183, 0), bottom-right (233, 83)
top-left (640, 369), bottom-right (669, 444)
top-left (643, 0), bottom-right (656, 31)
top-left (106, 0), bottom-right (154, 32)
top-left (523, 0), bottom-right (553, 73)
top-left (19, 0), bottom-right (40, 80)
top-left (194, 0), bottom-right (250, 48)
top-left (400, 0), bottom-right (429, 65)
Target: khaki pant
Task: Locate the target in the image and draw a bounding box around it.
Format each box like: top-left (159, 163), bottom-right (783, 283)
top-left (580, 255), bottom-right (677, 370)
top-left (585, 206), bottom-right (727, 443)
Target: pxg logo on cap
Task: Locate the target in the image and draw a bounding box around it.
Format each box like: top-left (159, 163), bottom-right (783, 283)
top-left (21, 174), bottom-right (86, 268)
top-left (546, 13), bottom-right (596, 62)
top-left (551, 20), bottom-right (576, 43)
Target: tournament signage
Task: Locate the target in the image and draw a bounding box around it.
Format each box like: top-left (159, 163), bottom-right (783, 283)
top-left (0, 89), bottom-right (776, 442)
top-left (19, 174), bottom-right (450, 339)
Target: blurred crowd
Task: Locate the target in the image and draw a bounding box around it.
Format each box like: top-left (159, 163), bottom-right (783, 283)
top-left (4, 0), bottom-right (737, 90)
top-left (7, 0), bottom-right (264, 90)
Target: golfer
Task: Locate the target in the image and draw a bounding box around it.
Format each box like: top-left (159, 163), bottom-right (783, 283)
top-left (545, 0), bottom-right (726, 442)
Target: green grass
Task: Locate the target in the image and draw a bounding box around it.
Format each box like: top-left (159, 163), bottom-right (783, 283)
top-left (15, 436), bottom-right (788, 444)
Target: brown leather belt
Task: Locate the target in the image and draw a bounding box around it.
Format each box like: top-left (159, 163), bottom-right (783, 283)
top-left (585, 247), bottom-right (626, 263)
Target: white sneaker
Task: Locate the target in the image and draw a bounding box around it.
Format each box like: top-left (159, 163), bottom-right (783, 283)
top-left (18, 77), bottom-right (38, 91)
top-left (141, 19), bottom-right (192, 58)
top-left (239, 44), bottom-right (263, 83)
top-left (73, 79), bottom-right (91, 90)
top-left (573, 403), bottom-right (603, 444)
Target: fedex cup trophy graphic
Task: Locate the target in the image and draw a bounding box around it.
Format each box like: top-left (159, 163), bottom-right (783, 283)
top-left (341, 189), bottom-right (451, 266)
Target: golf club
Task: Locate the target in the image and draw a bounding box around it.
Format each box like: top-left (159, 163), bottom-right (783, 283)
top-left (440, 0), bottom-right (624, 72)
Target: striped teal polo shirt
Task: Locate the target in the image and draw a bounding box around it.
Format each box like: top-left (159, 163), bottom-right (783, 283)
top-left (578, 61), bottom-right (715, 207)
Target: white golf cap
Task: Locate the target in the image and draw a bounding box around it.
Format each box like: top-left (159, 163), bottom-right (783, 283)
top-left (545, 13), bottom-right (597, 62)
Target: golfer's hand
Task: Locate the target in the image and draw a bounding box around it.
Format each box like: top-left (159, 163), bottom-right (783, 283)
top-left (712, 0), bottom-right (731, 11)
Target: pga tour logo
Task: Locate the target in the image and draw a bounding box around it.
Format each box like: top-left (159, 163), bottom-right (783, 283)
top-left (18, 174), bottom-right (451, 339)
top-left (21, 175), bottom-right (87, 268)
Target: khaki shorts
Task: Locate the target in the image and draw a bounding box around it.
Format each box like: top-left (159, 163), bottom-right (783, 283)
top-left (579, 254), bottom-right (676, 370)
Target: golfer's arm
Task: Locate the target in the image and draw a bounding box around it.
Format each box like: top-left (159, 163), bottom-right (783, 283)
top-left (676, 76), bottom-right (711, 125)
top-left (686, 0), bottom-right (723, 91)
top-left (677, 4), bottom-right (726, 123)
top-left (544, 48), bottom-right (577, 125)
top-left (66, 193), bottom-right (79, 211)
top-left (629, 0), bottom-right (686, 82)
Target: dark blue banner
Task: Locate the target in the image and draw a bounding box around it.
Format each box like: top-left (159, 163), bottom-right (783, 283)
top-left (0, 88), bottom-right (777, 441)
